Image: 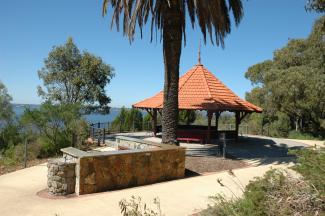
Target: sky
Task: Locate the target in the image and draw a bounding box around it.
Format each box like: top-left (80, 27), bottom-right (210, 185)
top-left (0, 0), bottom-right (322, 108)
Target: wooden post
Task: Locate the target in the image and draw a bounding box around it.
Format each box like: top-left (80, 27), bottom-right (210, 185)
top-left (215, 112), bottom-right (220, 139)
top-left (207, 111), bottom-right (213, 143)
top-left (103, 128), bottom-right (106, 144)
top-left (235, 111), bottom-right (240, 140)
top-left (24, 138), bottom-right (28, 168)
top-left (71, 132), bottom-right (76, 147)
top-left (153, 109), bottom-right (158, 137)
top-left (97, 129), bottom-right (101, 146)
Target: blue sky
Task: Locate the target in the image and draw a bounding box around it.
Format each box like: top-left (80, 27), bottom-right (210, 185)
top-left (0, 0), bottom-right (322, 107)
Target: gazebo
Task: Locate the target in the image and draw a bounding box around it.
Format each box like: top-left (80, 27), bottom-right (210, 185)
top-left (133, 57), bottom-right (262, 143)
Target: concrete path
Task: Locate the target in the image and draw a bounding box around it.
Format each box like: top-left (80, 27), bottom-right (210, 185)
top-left (145, 135), bottom-right (310, 166)
top-left (0, 162), bottom-right (290, 216)
top-left (0, 134), bottom-right (313, 216)
top-left (284, 138), bottom-right (324, 149)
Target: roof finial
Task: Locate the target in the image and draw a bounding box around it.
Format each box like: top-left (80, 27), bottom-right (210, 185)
top-left (198, 40), bottom-right (201, 65)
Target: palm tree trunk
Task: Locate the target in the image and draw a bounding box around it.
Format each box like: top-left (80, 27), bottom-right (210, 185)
top-left (161, 3), bottom-right (182, 145)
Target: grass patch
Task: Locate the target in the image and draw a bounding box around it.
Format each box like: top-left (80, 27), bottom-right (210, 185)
top-left (287, 130), bottom-right (322, 140)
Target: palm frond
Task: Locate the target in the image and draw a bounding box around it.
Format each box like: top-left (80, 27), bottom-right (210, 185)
top-left (102, 0), bottom-right (243, 46)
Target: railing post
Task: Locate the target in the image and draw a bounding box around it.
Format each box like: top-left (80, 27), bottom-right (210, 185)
top-left (24, 138), bottom-right (28, 168)
top-left (97, 130), bottom-right (101, 146)
top-left (103, 128), bottom-right (105, 144)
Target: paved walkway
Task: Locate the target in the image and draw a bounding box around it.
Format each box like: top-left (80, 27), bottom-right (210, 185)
top-left (145, 135), bottom-right (311, 165)
top-left (0, 162), bottom-right (288, 216)
top-left (0, 134), bottom-right (314, 216)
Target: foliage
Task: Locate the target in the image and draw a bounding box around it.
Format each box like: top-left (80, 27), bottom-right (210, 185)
top-left (0, 81), bottom-right (14, 123)
top-left (245, 16), bottom-right (325, 138)
top-left (119, 196), bottom-right (164, 216)
top-left (200, 169), bottom-right (324, 216)
top-left (142, 114), bottom-right (152, 131)
top-left (110, 108), bottom-right (143, 132)
top-left (37, 37), bottom-right (114, 114)
top-left (306, 0), bottom-right (325, 12)
top-left (102, 0), bottom-right (243, 46)
top-left (102, 0), bottom-right (243, 144)
top-left (288, 130), bottom-right (321, 140)
top-left (0, 123), bottom-right (22, 150)
top-left (192, 112), bottom-right (206, 125)
top-left (290, 148), bottom-right (325, 196)
top-left (179, 110), bottom-right (196, 125)
top-left (20, 102), bottom-right (89, 157)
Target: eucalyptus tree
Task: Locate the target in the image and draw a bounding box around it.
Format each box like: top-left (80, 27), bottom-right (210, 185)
top-left (245, 16), bottom-right (325, 137)
top-left (102, 0), bottom-right (243, 144)
top-left (306, 0), bottom-right (325, 12)
top-left (0, 81), bottom-right (13, 122)
top-left (38, 37), bottom-right (115, 114)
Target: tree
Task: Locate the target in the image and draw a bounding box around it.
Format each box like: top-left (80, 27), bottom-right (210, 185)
top-left (38, 37), bottom-right (115, 114)
top-left (111, 108), bottom-right (143, 132)
top-left (110, 107), bottom-right (129, 132)
top-left (179, 110), bottom-right (196, 125)
top-left (0, 81), bottom-right (23, 152)
top-left (102, 0), bottom-right (243, 144)
top-left (21, 102), bottom-right (89, 157)
top-left (245, 16), bottom-right (325, 138)
top-left (125, 108), bottom-right (143, 131)
top-left (0, 81), bottom-right (13, 123)
top-left (143, 114), bottom-right (153, 131)
top-left (306, 0), bottom-right (325, 12)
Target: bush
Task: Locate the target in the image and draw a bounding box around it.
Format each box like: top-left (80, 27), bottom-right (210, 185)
top-left (288, 130), bottom-right (320, 140)
top-left (0, 144), bottom-right (23, 166)
top-left (200, 169), bottom-right (324, 216)
top-left (110, 107), bottom-right (143, 132)
top-left (119, 196), bottom-right (163, 216)
top-left (290, 148), bottom-right (325, 196)
top-left (0, 123), bottom-right (22, 150)
top-left (142, 114), bottom-right (152, 131)
top-left (21, 102), bottom-right (89, 158)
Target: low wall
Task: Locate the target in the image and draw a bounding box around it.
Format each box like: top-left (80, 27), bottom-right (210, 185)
top-left (56, 136), bottom-right (186, 196)
top-left (47, 159), bottom-right (76, 195)
top-left (76, 147), bottom-right (185, 195)
top-left (115, 136), bottom-right (160, 150)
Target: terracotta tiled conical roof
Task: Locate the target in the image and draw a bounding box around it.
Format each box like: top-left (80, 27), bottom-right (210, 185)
top-left (133, 64), bottom-right (262, 113)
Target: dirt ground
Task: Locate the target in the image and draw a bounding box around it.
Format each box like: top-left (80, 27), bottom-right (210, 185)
top-left (185, 156), bottom-right (249, 174)
top-left (0, 158), bottom-right (49, 175)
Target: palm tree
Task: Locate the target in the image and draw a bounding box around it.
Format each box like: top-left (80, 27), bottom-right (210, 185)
top-left (102, 0), bottom-right (243, 144)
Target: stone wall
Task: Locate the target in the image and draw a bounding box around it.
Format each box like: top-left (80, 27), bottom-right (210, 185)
top-left (47, 159), bottom-right (76, 195)
top-left (76, 147), bottom-right (186, 195)
top-left (116, 136), bottom-right (159, 150)
top-left (62, 147), bottom-right (89, 162)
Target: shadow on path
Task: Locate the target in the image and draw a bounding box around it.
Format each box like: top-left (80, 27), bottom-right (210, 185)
top-left (226, 135), bottom-right (308, 166)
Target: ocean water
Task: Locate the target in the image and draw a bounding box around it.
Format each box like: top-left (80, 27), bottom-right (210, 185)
top-left (13, 104), bottom-right (121, 124)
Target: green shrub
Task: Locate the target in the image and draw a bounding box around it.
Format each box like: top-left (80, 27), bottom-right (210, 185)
top-left (0, 123), bottom-right (22, 150)
top-left (21, 102), bottom-right (89, 158)
top-left (142, 114), bottom-right (152, 131)
top-left (0, 144), bottom-right (21, 166)
top-left (290, 148), bottom-right (325, 196)
top-left (200, 169), bottom-right (324, 216)
top-left (288, 130), bottom-right (320, 140)
top-left (110, 107), bottom-right (143, 132)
